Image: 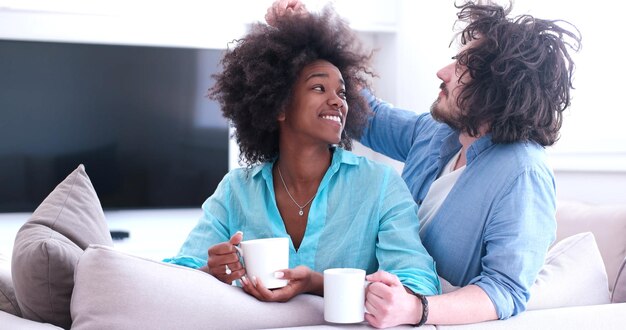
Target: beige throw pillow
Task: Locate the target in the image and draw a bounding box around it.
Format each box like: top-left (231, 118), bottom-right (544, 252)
top-left (11, 165), bottom-right (113, 329)
top-left (526, 232), bottom-right (610, 310)
top-left (71, 245), bottom-right (325, 330)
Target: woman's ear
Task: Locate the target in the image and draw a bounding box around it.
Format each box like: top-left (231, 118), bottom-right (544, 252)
top-left (277, 111), bottom-right (286, 122)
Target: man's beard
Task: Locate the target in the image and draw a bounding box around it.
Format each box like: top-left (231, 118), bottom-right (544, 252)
top-left (430, 98), bottom-right (463, 131)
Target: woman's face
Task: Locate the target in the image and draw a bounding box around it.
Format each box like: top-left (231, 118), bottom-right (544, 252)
top-left (279, 60), bottom-right (348, 146)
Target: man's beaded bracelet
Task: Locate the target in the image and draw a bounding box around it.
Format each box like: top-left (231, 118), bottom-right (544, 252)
top-left (412, 292), bottom-right (429, 327)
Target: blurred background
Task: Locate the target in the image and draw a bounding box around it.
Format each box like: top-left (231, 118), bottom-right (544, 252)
top-left (1, 0), bottom-right (624, 209)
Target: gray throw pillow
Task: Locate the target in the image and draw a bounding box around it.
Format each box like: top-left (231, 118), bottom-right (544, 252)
top-left (11, 164), bottom-right (113, 329)
top-left (0, 251), bottom-right (20, 316)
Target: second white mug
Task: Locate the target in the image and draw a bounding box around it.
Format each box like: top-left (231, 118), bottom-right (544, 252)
top-left (323, 268), bottom-right (367, 323)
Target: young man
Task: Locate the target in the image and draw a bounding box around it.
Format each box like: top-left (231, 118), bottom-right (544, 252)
top-left (268, 0), bottom-right (581, 328)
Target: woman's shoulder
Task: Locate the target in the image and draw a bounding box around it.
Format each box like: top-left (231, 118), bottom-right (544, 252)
top-left (222, 163), bottom-right (269, 184)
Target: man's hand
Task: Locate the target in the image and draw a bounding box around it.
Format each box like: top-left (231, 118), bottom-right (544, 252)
top-left (241, 266), bottom-right (322, 302)
top-left (204, 231), bottom-right (245, 284)
top-left (365, 271), bottom-right (424, 328)
top-left (265, 0), bottom-right (308, 27)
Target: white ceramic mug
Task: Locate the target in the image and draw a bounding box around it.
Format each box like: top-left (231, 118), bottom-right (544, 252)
top-left (323, 268), bottom-right (367, 323)
top-left (236, 237), bottom-right (289, 289)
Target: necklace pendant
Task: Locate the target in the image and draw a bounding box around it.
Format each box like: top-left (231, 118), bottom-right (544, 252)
top-left (298, 209), bottom-right (304, 216)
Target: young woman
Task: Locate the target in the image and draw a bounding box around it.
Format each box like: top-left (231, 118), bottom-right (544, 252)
top-left (165, 6), bottom-right (440, 304)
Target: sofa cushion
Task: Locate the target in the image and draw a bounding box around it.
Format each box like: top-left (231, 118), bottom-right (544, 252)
top-left (613, 257), bottom-right (626, 303)
top-left (556, 200), bottom-right (626, 292)
top-left (435, 303), bottom-right (626, 330)
top-left (11, 165), bottom-right (113, 329)
top-left (0, 251), bottom-right (20, 317)
top-left (0, 310), bottom-right (63, 330)
top-left (526, 232), bottom-right (610, 310)
top-left (71, 245), bottom-right (325, 330)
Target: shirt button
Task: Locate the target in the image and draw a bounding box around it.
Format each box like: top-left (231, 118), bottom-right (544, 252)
top-left (416, 199), bottom-right (423, 205)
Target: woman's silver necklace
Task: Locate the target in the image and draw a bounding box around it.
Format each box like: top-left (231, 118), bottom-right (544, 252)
top-left (277, 165), bottom-right (316, 216)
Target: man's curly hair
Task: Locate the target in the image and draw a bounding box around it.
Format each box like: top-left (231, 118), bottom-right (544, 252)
top-left (209, 6), bottom-right (374, 166)
top-left (452, 1), bottom-right (581, 146)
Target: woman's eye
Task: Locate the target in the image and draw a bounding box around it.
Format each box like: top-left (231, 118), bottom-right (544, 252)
top-left (338, 90), bottom-right (347, 99)
top-left (313, 85), bottom-right (324, 92)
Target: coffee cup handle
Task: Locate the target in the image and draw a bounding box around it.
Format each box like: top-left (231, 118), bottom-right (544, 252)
top-left (231, 245), bottom-right (245, 286)
top-left (233, 245), bottom-right (245, 267)
top-left (364, 280), bottom-right (372, 314)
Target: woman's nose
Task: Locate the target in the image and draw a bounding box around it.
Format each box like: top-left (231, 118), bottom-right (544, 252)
top-left (328, 94), bottom-right (342, 108)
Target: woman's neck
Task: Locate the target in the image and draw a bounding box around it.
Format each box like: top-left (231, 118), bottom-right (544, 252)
top-left (274, 144), bottom-right (333, 250)
top-left (276, 144), bottom-right (333, 192)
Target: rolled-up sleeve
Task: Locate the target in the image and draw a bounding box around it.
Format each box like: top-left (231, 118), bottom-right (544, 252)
top-left (470, 169), bottom-right (556, 319)
top-left (163, 174), bottom-right (232, 268)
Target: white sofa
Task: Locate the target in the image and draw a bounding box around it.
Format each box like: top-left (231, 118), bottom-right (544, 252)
top-left (1, 165), bottom-right (625, 329)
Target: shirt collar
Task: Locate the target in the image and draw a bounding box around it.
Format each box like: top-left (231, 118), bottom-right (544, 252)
top-left (440, 129), bottom-right (494, 165)
top-left (252, 147), bottom-right (359, 182)
top-left (466, 134), bottom-right (494, 163)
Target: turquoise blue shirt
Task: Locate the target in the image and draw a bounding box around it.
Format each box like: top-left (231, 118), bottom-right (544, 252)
top-left (165, 148), bottom-right (440, 295)
top-left (360, 91), bottom-right (557, 319)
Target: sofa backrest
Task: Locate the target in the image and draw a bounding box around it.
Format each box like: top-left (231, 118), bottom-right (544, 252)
top-left (555, 200), bottom-right (626, 293)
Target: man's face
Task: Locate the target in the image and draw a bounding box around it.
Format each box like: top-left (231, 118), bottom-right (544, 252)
top-left (430, 41), bottom-right (475, 129)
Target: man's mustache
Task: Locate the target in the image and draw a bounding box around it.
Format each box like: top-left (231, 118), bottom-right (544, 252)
top-left (439, 82), bottom-right (448, 97)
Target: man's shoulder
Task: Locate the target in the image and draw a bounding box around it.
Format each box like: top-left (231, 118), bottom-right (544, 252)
top-left (488, 141), bottom-right (552, 175)
top-left (494, 141), bottom-right (547, 160)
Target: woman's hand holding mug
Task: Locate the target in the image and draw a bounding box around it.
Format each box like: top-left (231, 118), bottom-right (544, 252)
top-left (205, 231), bottom-right (245, 284)
top-left (242, 265), bottom-right (322, 302)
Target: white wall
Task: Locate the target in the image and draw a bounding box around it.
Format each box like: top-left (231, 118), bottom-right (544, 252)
top-left (555, 171), bottom-right (626, 204)
top-left (1, 0), bottom-right (624, 205)
top-left (358, 0), bottom-right (626, 205)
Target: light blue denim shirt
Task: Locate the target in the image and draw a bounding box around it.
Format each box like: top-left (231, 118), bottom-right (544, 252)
top-left (359, 91), bottom-right (556, 319)
top-left (165, 148), bottom-right (440, 295)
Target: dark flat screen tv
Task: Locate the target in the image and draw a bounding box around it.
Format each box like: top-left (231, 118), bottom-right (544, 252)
top-left (0, 39), bottom-right (229, 212)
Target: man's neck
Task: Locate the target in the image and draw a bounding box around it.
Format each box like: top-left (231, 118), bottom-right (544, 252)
top-left (455, 132), bottom-right (480, 170)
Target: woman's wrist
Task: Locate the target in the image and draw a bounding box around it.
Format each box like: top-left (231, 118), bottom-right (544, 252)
top-left (198, 265), bottom-right (210, 274)
top-left (308, 271), bottom-right (324, 296)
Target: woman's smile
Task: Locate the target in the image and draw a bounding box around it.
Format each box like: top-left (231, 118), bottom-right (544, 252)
top-left (320, 113), bottom-right (342, 127)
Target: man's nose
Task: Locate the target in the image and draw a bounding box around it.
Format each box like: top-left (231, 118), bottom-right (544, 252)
top-left (436, 62), bottom-right (455, 82)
